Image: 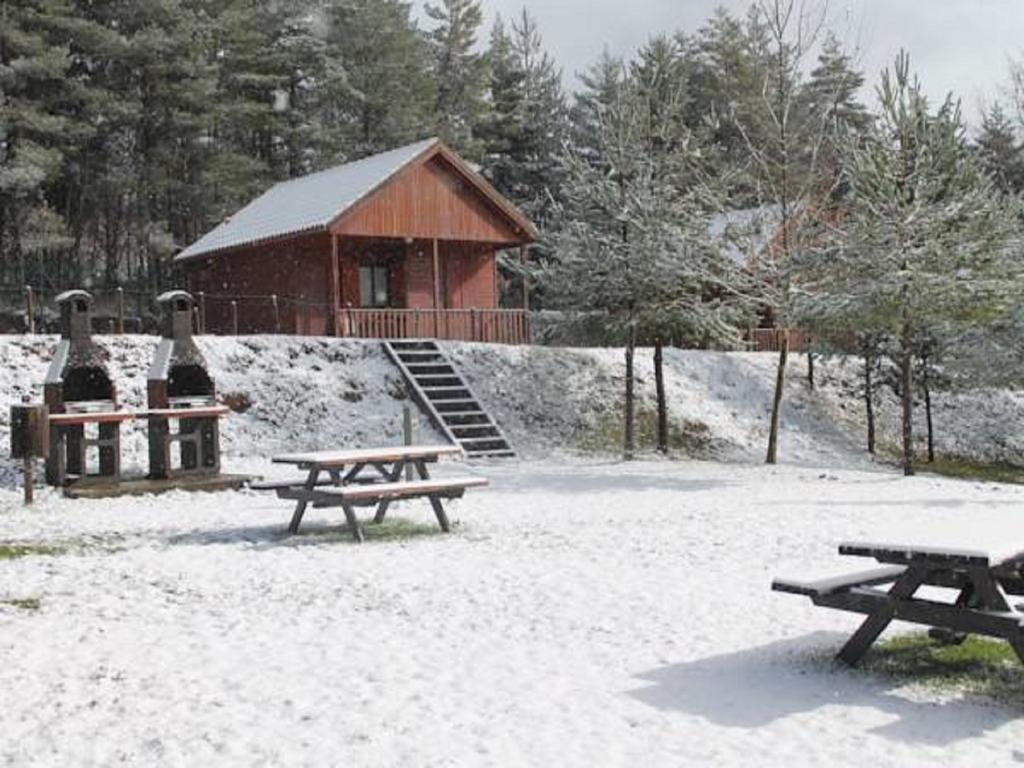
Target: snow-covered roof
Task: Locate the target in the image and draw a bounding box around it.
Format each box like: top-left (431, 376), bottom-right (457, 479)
top-left (709, 205), bottom-right (782, 267)
top-left (177, 138), bottom-right (440, 261)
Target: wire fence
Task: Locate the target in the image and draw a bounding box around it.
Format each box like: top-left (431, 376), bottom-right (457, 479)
top-left (0, 285), bottom-right (335, 336)
top-left (0, 284), bottom-right (809, 352)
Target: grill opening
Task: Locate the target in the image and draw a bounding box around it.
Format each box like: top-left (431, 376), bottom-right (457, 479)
top-left (63, 367), bottom-right (115, 403)
top-left (167, 365), bottom-right (214, 399)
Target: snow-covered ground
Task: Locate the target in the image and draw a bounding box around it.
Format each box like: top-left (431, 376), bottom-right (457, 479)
top-left (2, 335), bottom-right (1024, 766)
top-left (2, 459), bottom-right (1024, 766)
top-left (2, 334), bottom-right (1022, 474)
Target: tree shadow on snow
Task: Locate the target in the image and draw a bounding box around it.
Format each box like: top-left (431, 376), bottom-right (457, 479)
top-left (629, 632), bottom-right (1019, 747)
top-left (167, 518), bottom-right (444, 549)
top-left (486, 466), bottom-right (734, 496)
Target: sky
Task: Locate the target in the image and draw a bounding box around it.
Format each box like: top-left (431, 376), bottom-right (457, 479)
top-left (431, 0), bottom-right (1024, 123)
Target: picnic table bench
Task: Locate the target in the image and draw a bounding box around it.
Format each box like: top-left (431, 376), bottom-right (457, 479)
top-left (773, 541), bottom-right (1024, 665)
top-left (257, 444), bottom-right (486, 540)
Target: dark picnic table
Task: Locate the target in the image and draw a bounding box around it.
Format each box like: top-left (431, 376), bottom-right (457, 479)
top-left (773, 540), bottom-right (1024, 665)
top-left (264, 444), bottom-right (470, 537)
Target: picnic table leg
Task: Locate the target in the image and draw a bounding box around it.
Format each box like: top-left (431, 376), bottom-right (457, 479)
top-left (929, 583), bottom-right (975, 646)
top-left (966, 567), bottom-right (1024, 664)
top-left (428, 495), bottom-right (451, 533)
top-left (288, 467), bottom-right (321, 534)
top-left (373, 460), bottom-right (407, 524)
top-left (413, 459), bottom-right (431, 480)
top-left (373, 501), bottom-right (392, 525)
top-left (341, 502), bottom-right (365, 543)
top-left (836, 567), bottom-right (929, 666)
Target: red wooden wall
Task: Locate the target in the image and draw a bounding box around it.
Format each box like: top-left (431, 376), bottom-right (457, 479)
top-left (332, 156), bottom-right (526, 245)
top-left (187, 232), bottom-right (333, 335)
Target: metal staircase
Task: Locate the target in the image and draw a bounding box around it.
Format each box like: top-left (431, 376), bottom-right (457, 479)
top-left (383, 340), bottom-right (515, 459)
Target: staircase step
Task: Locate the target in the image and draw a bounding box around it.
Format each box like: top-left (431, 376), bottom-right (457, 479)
top-left (433, 399), bottom-right (480, 412)
top-left (417, 376), bottom-right (464, 388)
top-left (382, 340), bottom-right (515, 459)
top-left (441, 412), bottom-right (492, 423)
top-left (452, 425), bottom-right (501, 437)
top-left (390, 340), bottom-right (440, 350)
top-left (405, 364), bottom-right (456, 375)
top-left (460, 438), bottom-right (511, 449)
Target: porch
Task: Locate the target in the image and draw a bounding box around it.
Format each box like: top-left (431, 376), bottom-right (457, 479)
top-left (338, 308), bottom-right (531, 345)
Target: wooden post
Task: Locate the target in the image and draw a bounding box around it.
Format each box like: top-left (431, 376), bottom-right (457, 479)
top-left (198, 291), bottom-right (206, 334)
top-left (231, 301), bottom-right (239, 336)
top-left (24, 285), bottom-right (35, 334)
top-left (23, 456), bottom-right (33, 505)
top-left (403, 404), bottom-right (415, 481)
top-left (116, 287), bottom-right (125, 334)
top-left (331, 235), bottom-right (341, 336)
top-left (520, 245), bottom-right (530, 312)
top-left (271, 294), bottom-right (281, 334)
top-left (11, 403), bottom-right (48, 504)
top-left (432, 238), bottom-right (441, 337)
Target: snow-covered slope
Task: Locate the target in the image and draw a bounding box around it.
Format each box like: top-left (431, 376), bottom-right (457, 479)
top-left (0, 335), bottom-right (1021, 479)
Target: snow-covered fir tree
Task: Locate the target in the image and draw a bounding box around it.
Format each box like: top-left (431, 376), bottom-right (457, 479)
top-left (801, 52), bottom-right (1024, 476)
top-left (545, 65), bottom-right (747, 459)
top-left (426, 0), bottom-right (487, 159)
top-left (975, 102), bottom-right (1024, 195)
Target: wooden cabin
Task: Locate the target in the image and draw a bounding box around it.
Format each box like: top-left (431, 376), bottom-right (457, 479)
top-left (175, 138), bottom-right (537, 343)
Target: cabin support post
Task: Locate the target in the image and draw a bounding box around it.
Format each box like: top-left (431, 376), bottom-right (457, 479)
top-left (432, 238), bottom-right (441, 337)
top-left (520, 245), bottom-right (529, 311)
top-left (331, 234), bottom-right (341, 336)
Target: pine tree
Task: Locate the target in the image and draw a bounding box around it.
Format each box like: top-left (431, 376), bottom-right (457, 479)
top-left (686, 6), bottom-right (777, 202)
top-left (976, 102), bottom-right (1024, 195)
top-left (798, 32), bottom-right (869, 187)
top-left (327, 0), bottom-right (435, 156)
top-left (426, 0), bottom-right (486, 158)
top-left (803, 52), bottom-right (1024, 476)
top-left (0, 0), bottom-right (85, 286)
top-left (547, 66), bottom-right (745, 459)
top-left (479, 11), bottom-right (566, 229)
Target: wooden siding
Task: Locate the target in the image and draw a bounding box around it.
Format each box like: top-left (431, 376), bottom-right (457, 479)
top-left (332, 156), bottom-right (526, 245)
top-left (187, 232), bottom-right (333, 335)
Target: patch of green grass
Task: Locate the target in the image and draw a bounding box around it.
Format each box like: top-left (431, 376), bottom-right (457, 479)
top-left (575, 401), bottom-right (712, 456)
top-left (859, 633), bottom-right (1024, 704)
top-left (0, 543), bottom-right (63, 561)
top-left (919, 457), bottom-right (1024, 486)
top-left (1, 597), bottom-right (41, 612)
top-left (300, 517), bottom-right (447, 544)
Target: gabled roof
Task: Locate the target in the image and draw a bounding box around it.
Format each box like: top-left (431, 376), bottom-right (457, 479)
top-left (176, 138), bottom-right (537, 262)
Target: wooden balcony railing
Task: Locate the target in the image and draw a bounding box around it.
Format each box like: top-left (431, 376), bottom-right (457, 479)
top-left (337, 308), bottom-right (531, 345)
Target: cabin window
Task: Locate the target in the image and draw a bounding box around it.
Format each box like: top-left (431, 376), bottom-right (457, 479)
top-left (359, 264), bottom-right (390, 308)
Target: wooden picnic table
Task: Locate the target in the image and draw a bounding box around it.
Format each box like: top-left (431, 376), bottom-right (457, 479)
top-left (266, 444), bottom-right (470, 537)
top-left (773, 540), bottom-right (1024, 666)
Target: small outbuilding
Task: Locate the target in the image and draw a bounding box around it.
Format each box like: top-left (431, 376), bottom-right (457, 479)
top-left (176, 138), bottom-right (537, 343)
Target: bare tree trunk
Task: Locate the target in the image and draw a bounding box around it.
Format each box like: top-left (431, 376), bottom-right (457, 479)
top-left (766, 334), bottom-right (789, 465)
top-left (807, 349), bottom-right (815, 392)
top-left (900, 317), bottom-right (915, 477)
top-left (923, 371), bottom-right (935, 464)
top-left (654, 339), bottom-right (667, 455)
top-left (624, 326), bottom-right (637, 461)
top-left (863, 341), bottom-right (876, 455)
